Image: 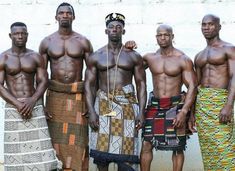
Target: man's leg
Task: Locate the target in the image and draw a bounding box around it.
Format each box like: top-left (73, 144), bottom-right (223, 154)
top-left (172, 150), bottom-right (184, 171)
top-left (140, 141), bottom-right (153, 171)
top-left (97, 164), bottom-right (109, 171)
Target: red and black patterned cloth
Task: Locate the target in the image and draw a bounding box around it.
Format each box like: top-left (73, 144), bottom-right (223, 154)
top-left (142, 92), bottom-right (191, 151)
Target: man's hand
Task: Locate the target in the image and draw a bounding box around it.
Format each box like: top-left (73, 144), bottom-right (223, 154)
top-left (219, 104), bottom-right (233, 124)
top-left (173, 110), bottom-right (186, 128)
top-left (18, 97), bottom-right (37, 120)
top-left (89, 112), bottom-right (99, 131)
top-left (188, 114), bottom-right (197, 133)
top-left (135, 113), bottom-right (145, 130)
top-left (124, 40), bottom-right (137, 50)
top-left (43, 107), bottom-right (53, 120)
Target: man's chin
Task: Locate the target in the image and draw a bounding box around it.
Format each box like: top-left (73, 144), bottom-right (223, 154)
top-left (60, 22), bottom-right (70, 27)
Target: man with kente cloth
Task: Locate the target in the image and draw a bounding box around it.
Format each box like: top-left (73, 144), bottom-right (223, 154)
top-left (0, 22), bottom-right (58, 171)
top-left (85, 13), bottom-right (147, 171)
top-left (194, 14), bottom-right (235, 170)
top-left (39, 2), bottom-right (93, 171)
top-left (140, 24), bottom-right (197, 171)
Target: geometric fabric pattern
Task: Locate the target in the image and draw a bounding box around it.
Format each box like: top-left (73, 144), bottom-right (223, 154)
top-left (90, 84), bottom-right (139, 170)
top-left (142, 92), bottom-right (189, 151)
top-left (195, 88), bottom-right (235, 171)
top-left (4, 99), bottom-right (58, 171)
top-left (46, 80), bottom-right (88, 171)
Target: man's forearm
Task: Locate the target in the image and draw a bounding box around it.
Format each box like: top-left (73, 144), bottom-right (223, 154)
top-left (0, 86), bottom-right (20, 107)
top-left (137, 81), bottom-right (147, 115)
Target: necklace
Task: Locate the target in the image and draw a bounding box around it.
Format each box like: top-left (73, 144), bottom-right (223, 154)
top-left (105, 44), bottom-right (123, 117)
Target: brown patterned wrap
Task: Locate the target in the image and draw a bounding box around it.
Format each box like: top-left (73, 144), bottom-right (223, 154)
top-left (89, 84), bottom-right (140, 171)
top-left (46, 80), bottom-right (88, 171)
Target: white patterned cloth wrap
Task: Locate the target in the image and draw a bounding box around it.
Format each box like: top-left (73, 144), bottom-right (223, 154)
top-left (4, 99), bottom-right (58, 171)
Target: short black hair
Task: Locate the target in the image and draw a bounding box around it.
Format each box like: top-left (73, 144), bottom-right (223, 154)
top-left (10, 22), bottom-right (27, 29)
top-left (203, 14), bottom-right (220, 24)
top-left (56, 2), bottom-right (75, 17)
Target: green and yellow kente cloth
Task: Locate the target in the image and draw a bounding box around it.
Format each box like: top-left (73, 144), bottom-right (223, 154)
top-left (46, 80), bottom-right (88, 171)
top-left (195, 88), bottom-right (235, 171)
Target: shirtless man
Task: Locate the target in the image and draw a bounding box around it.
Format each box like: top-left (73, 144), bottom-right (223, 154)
top-left (141, 24), bottom-right (197, 171)
top-left (0, 22), bottom-right (58, 171)
top-left (85, 13), bottom-right (146, 171)
top-left (39, 2), bottom-right (93, 171)
top-left (194, 14), bottom-right (235, 170)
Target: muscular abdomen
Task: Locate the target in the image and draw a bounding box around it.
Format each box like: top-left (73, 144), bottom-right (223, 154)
top-left (152, 74), bottom-right (182, 98)
top-left (6, 73), bottom-right (35, 98)
top-left (50, 56), bottom-right (83, 84)
top-left (200, 63), bottom-right (229, 88)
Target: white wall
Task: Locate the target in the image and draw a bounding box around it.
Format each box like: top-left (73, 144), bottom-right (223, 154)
top-left (1, 0), bottom-right (235, 170)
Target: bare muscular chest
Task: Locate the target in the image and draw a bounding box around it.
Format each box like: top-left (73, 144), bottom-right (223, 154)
top-left (97, 53), bottom-right (135, 71)
top-left (148, 57), bottom-right (182, 77)
top-left (47, 38), bottom-right (85, 59)
top-left (196, 48), bottom-right (227, 67)
top-left (5, 55), bottom-right (36, 75)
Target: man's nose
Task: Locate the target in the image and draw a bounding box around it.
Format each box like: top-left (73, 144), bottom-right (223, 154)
top-left (18, 33), bottom-right (23, 38)
top-left (63, 13), bottom-right (68, 17)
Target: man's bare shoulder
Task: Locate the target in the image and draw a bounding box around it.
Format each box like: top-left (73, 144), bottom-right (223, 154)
top-left (123, 47), bottom-right (142, 60)
top-left (73, 32), bottom-right (90, 42)
top-left (143, 52), bottom-right (157, 60)
top-left (88, 46), bottom-right (106, 62)
top-left (73, 32), bottom-right (92, 49)
top-left (0, 49), bottom-right (11, 63)
top-left (26, 49), bottom-right (40, 56)
top-left (41, 31), bottom-right (58, 42)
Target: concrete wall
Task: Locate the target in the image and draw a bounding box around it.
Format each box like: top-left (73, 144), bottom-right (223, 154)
top-left (1, 0), bottom-right (235, 170)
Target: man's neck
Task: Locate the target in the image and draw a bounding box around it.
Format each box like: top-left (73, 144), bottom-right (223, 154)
top-left (160, 46), bottom-right (174, 57)
top-left (107, 41), bottom-right (123, 51)
top-left (58, 27), bottom-right (73, 35)
top-left (206, 36), bottom-right (221, 46)
top-left (11, 46), bottom-right (27, 55)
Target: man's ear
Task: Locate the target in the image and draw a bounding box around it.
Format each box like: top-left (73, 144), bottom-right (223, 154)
top-left (172, 34), bottom-right (174, 40)
top-left (105, 29), bottom-right (108, 35)
top-left (122, 29), bottom-right (126, 35)
top-left (9, 33), bottom-right (12, 39)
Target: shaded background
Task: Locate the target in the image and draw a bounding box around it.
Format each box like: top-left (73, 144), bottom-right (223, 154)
top-left (1, 0), bottom-right (235, 170)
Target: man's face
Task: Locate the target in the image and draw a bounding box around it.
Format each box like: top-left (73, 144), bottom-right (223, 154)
top-left (105, 21), bottom-right (125, 42)
top-left (201, 16), bottom-right (221, 39)
top-left (10, 26), bottom-right (28, 47)
top-left (56, 5), bottom-right (75, 27)
top-left (156, 28), bottom-right (173, 48)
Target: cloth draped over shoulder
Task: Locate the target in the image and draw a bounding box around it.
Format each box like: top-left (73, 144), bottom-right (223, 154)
top-left (4, 99), bottom-right (58, 171)
top-left (46, 80), bottom-right (88, 171)
top-left (142, 92), bottom-right (191, 151)
top-left (196, 88), bottom-right (235, 171)
top-left (89, 84), bottom-right (140, 171)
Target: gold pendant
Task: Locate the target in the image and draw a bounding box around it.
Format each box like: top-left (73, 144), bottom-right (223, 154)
top-left (104, 110), bottom-right (117, 117)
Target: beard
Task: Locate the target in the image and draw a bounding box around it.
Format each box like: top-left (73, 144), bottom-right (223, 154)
top-left (60, 20), bottom-right (71, 28)
top-left (109, 35), bottom-right (121, 42)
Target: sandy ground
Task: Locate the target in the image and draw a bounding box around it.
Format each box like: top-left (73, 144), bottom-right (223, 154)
top-left (1, 0), bottom-right (235, 170)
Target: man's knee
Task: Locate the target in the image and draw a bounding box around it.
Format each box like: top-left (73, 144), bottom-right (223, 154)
top-left (141, 141), bottom-right (153, 153)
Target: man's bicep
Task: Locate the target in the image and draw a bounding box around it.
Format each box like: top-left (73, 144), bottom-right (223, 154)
top-left (85, 63), bottom-right (97, 83)
top-left (182, 59), bottom-right (197, 87)
top-left (0, 70), bottom-right (5, 85)
top-left (134, 60), bottom-right (146, 83)
top-left (83, 39), bottom-right (94, 63)
top-left (0, 57), bottom-right (6, 85)
top-left (35, 66), bottom-right (48, 86)
top-left (228, 48), bottom-right (235, 77)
